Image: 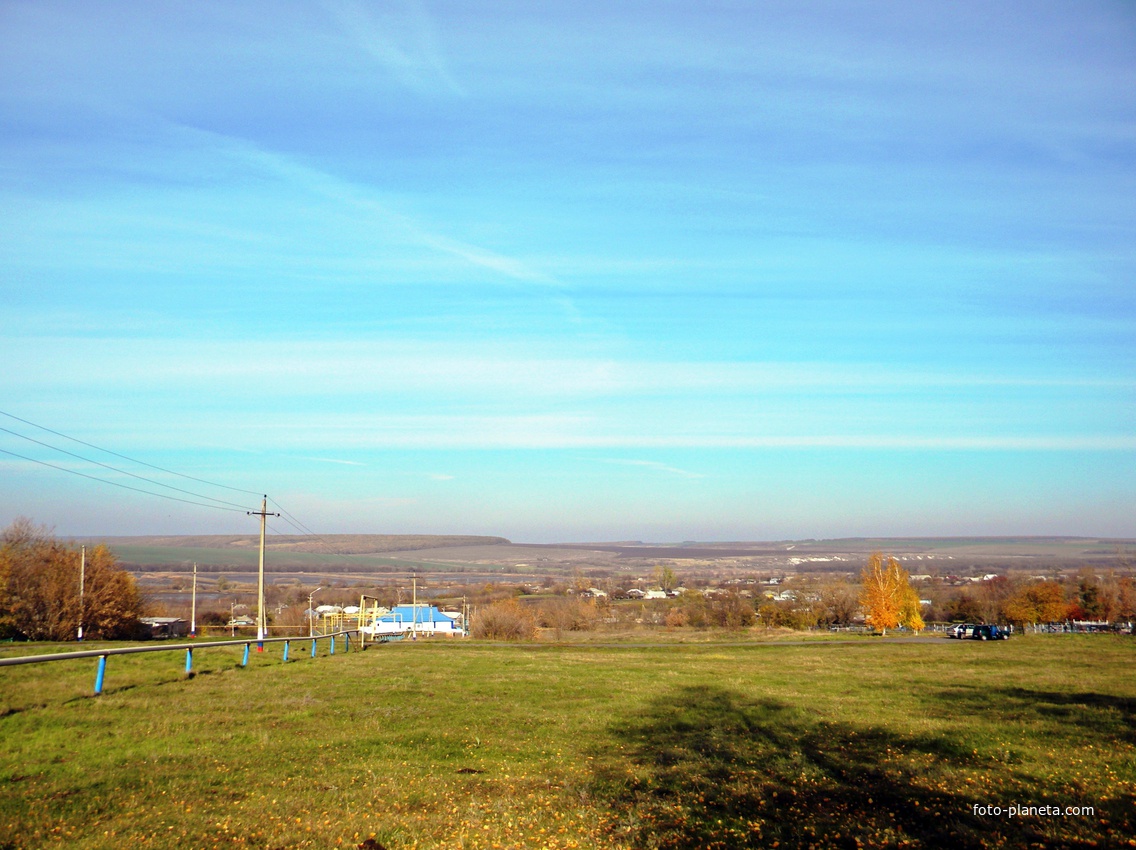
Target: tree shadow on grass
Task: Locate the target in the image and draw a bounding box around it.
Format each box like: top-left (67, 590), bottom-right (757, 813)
top-left (963, 686), bottom-right (1136, 745)
top-left (591, 686), bottom-right (1130, 849)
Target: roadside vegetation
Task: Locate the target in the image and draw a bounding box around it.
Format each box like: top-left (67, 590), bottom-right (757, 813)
top-left (1, 635), bottom-right (1133, 849)
top-left (464, 562), bottom-right (1134, 642)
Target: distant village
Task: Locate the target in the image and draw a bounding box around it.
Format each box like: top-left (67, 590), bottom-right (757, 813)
top-left (140, 557), bottom-right (1135, 640)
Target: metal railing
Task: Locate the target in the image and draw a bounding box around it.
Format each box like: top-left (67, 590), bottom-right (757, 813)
top-left (0, 630), bottom-right (358, 695)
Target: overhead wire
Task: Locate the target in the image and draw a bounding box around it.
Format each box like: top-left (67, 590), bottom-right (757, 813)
top-left (0, 447), bottom-right (249, 513)
top-left (0, 409), bottom-right (262, 497)
top-left (269, 497), bottom-right (329, 540)
top-left (2, 409), bottom-right (355, 554)
top-left (267, 497), bottom-right (358, 563)
top-left (0, 425), bottom-right (253, 511)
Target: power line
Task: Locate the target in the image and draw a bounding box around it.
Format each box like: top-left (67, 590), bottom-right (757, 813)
top-left (0, 425), bottom-right (252, 511)
top-left (268, 497), bottom-right (358, 563)
top-left (269, 497), bottom-right (325, 539)
top-left (270, 513), bottom-right (311, 536)
top-left (0, 409), bottom-right (262, 498)
top-left (1, 410), bottom-right (350, 555)
top-left (0, 447), bottom-right (249, 513)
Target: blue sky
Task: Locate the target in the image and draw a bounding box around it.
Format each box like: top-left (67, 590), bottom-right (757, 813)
top-left (1, 0), bottom-right (1134, 541)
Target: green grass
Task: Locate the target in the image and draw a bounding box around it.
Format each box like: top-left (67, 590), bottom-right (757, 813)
top-left (1, 635), bottom-right (1134, 849)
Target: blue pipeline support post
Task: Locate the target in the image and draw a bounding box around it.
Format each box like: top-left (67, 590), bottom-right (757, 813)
top-left (311, 639), bottom-right (317, 658)
top-left (330, 635), bottom-right (336, 655)
top-left (242, 643), bottom-right (250, 667)
top-left (185, 648), bottom-right (193, 676)
top-left (283, 640), bottom-right (290, 662)
top-left (345, 633), bottom-right (351, 652)
top-left (94, 655), bottom-right (107, 695)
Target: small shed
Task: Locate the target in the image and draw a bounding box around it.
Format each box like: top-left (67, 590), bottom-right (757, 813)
top-left (139, 617), bottom-right (189, 639)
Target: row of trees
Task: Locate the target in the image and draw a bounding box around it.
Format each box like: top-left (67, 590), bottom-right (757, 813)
top-left (473, 553), bottom-right (1135, 639)
top-left (0, 518), bottom-right (144, 641)
top-left (471, 588), bottom-right (762, 639)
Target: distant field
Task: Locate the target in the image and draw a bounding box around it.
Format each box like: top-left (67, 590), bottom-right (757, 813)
top-left (1, 634), bottom-right (1133, 849)
top-left (82, 534), bottom-right (515, 573)
top-left (88, 534), bottom-right (511, 555)
top-left (790, 537), bottom-right (1136, 558)
top-left (103, 544), bottom-right (479, 574)
top-left (88, 535), bottom-right (1136, 577)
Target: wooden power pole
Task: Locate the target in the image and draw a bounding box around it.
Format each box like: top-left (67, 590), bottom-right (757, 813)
top-left (77, 546), bottom-right (85, 642)
top-left (248, 496), bottom-right (279, 650)
top-left (190, 562), bottom-right (197, 638)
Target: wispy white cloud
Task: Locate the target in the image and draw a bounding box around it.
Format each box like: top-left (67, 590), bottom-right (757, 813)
top-left (51, 409), bottom-right (1127, 453)
top-left (295, 455), bottom-right (366, 467)
top-left (602, 459), bottom-right (707, 478)
top-left (321, 0), bottom-right (464, 95)
top-left (665, 435), bottom-right (1136, 452)
top-left (5, 335), bottom-right (1130, 398)
top-left (159, 123), bottom-right (562, 288)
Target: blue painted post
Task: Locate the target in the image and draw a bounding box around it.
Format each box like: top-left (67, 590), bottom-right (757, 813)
top-left (311, 638), bottom-right (317, 658)
top-left (94, 655), bottom-right (107, 695)
top-left (242, 643), bottom-right (250, 667)
top-left (330, 634), bottom-right (336, 655)
top-left (345, 633), bottom-right (351, 652)
top-left (185, 648), bottom-right (193, 675)
top-left (283, 640), bottom-right (290, 662)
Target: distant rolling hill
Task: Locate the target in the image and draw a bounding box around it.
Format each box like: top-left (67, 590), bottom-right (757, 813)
top-left (71, 534), bottom-right (1134, 575)
top-left (76, 534), bottom-right (511, 571)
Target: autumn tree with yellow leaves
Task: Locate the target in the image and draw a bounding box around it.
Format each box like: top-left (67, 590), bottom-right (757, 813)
top-left (859, 553), bottom-right (923, 635)
top-left (1002, 580), bottom-right (1068, 626)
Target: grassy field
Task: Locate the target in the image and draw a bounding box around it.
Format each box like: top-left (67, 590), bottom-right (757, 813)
top-left (1, 635), bottom-right (1134, 849)
top-left (103, 544), bottom-right (463, 574)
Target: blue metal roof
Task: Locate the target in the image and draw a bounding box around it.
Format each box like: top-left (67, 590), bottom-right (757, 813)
top-left (378, 605), bottom-right (454, 625)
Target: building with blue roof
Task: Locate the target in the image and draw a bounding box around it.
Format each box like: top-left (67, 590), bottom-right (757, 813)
top-left (363, 604), bottom-right (463, 637)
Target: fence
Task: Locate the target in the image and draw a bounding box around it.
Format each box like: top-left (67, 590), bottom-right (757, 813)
top-left (0, 631), bottom-right (357, 696)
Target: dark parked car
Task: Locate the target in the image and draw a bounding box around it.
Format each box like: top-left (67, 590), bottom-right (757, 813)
top-left (970, 624), bottom-right (1009, 641)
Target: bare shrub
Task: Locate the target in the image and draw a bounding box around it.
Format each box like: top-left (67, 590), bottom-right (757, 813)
top-left (708, 590), bottom-right (756, 629)
top-left (537, 598), bottom-right (598, 636)
top-left (472, 598), bottom-right (536, 640)
top-left (672, 591), bottom-right (710, 628)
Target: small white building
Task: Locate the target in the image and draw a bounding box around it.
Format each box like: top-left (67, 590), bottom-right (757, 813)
top-left (360, 604), bottom-right (464, 638)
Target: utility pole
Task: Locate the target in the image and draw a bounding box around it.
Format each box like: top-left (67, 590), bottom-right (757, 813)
top-left (77, 546), bottom-right (85, 642)
top-left (248, 496), bottom-right (279, 651)
top-left (308, 586), bottom-right (322, 638)
top-left (190, 562), bottom-right (198, 638)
